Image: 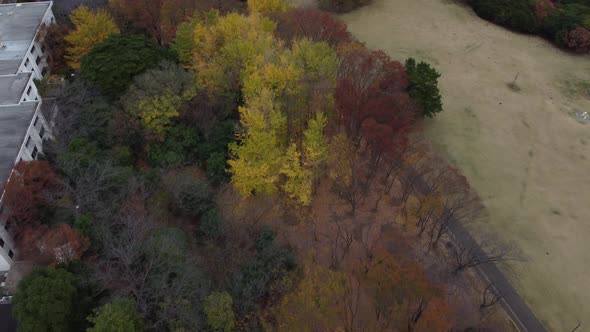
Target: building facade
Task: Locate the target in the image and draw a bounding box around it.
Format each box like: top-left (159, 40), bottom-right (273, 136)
top-left (0, 1), bottom-right (55, 281)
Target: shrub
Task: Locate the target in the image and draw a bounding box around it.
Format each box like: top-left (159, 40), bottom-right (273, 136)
top-left (566, 26), bottom-right (590, 52)
top-left (170, 177), bottom-right (214, 218)
top-left (87, 298), bottom-right (143, 332)
top-left (200, 208), bottom-right (224, 240)
top-left (206, 152), bottom-right (229, 184)
top-left (204, 292), bottom-right (236, 332)
top-left (318, 0), bottom-right (371, 13)
top-left (541, 2), bottom-right (590, 48)
top-left (469, 0), bottom-right (539, 33)
top-left (230, 229), bottom-right (296, 315)
top-left (146, 124), bottom-right (202, 168)
top-left (469, 0), bottom-right (590, 52)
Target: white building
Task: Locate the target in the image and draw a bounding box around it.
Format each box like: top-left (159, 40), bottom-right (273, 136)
top-left (0, 1), bottom-right (55, 281)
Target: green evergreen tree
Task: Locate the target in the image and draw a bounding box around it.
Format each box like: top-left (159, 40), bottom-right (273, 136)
top-left (405, 58), bottom-right (443, 118)
top-left (12, 267), bottom-right (78, 332)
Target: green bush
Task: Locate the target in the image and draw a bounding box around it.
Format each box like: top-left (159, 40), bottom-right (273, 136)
top-left (206, 152), bottom-right (228, 184)
top-left (204, 292), bottom-right (236, 332)
top-left (542, 2), bottom-right (590, 47)
top-left (147, 124), bottom-right (202, 168)
top-left (469, 0), bottom-right (539, 33)
top-left (171, 177), bottom-right (214, 218)
top-left (230, 229), bottom-right (296, 316)
top-left (200, 208), bottom-right (224, 240)
top-left (469, 0), bottom-right (590, 51)
top-left (87, 298), bottom-right (143, 332)
top-left (318, 0), bottom-right (371, 13)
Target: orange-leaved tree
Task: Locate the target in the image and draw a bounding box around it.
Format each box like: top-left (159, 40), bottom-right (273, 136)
top-left (362, 245), bottom-right (453, 331)
top-left (36, 223), bottom-right (89, 264)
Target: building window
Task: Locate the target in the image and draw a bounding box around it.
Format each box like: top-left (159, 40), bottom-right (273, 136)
top-left (36, 55), bottom-right (41, 65)
top-left (39, 126), bottom-right (45, 139)
top-left (25, 136), bottom-right (31, 148)
top-left (8, 250), bottom-right (13, 259)
top-left (33, 116), bottom-right (39, 127)
top-left (24, 58), bottom-right (29, 67)
top-left (31, 45), bottom-right (36, 54)
top-left (0, 238), bottom-right (4, 248)
top-left (31, 146), bottom-right (38, 159)
top-left (27, 86), bottom-right (32, 96)
top-left (41, 44), bottom-right (46, 54)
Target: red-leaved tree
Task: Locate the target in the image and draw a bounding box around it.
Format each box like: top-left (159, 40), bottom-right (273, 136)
top-left (17, 223), bottom-right (89, 264)
top-left (36, 223), bottom-right (89, 264)
top-left (2, 161), bottom-right (62, 238)
top-left (109, 0), bottom-right (197, 45)
top-left (274, 8), bottom-right (352, 46)
top-left (336, 41), bottom-right (417, 151)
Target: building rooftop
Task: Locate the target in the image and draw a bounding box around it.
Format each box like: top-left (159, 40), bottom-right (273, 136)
top-left (0, 2), bottom-right (52, 75)
top-left (0, 73), bottom-right (31, 106)
top-left (0, 102), bottom-right (38, 186)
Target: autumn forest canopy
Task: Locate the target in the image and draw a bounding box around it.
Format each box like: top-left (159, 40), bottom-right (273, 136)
top-left (468, 0), bottom-right (590, 53)
top-left (0, 0), bottom-right (514, 331)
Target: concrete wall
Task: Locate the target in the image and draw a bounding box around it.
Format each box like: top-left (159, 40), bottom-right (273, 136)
top-left (0, 3), bottom-right (55, 275)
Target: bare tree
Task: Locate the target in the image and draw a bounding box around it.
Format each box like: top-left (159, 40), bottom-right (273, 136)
top-left (480, 283), bottom-right (502, 309)
top-left (571, 321), bottom-right (582, 332)
top-left (334, 159), bottom-right (372, 216)
top-left (326, 214), bottom-right (353, 269)
top-left (446, 238), bottom-right (518, 275)
top-left (427, 191), bottom-right (481, 250)
top-left (343, 276), bottom-right (361, 332)
top-left (407, 298), bottom-right (428, 332)
top-left (57, 158), bottom-right (131, 220)
top-left (93, 193), bottom-right (209, 330)
top-left (399, 159), bottom-right (433, 219)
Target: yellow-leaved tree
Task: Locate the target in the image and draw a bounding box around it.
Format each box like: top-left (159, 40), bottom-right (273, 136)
top-left (196, 11), bottom-right (337, 206)
top-left (247, 0), bottom-right (291, 16)
top-left (280, 144), bottom-right (313, 205)
top-left (137, 94), bottom-right (182, 141)
top-left (327, 133), bottom-right (355, 186)
top-left (65, 6), bottom-right (119, 69)
top-left (303, 112), bottom-right (328, 179)
top-left (228, 90), bottom-right (286, 196)
top-left (290, 39), bottom-right (338, 118)
top-left (276, 253), bottom-right (348, 331)
top-left (192, 12), bottom-right (276, 99)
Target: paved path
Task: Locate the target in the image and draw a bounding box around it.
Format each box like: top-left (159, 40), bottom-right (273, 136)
top-left (410, 171), bottom-right (547, 332)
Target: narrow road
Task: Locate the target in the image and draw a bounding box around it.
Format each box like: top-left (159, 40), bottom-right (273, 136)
top-left (410, 171), bottom-right (547, 332)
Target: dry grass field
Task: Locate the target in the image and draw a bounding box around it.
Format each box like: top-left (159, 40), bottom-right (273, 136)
top-left (337, 0), bottom-right (590, 330)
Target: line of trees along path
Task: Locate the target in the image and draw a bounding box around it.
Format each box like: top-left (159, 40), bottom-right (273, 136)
top-left (408, 168), bottom-right (547, 332)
